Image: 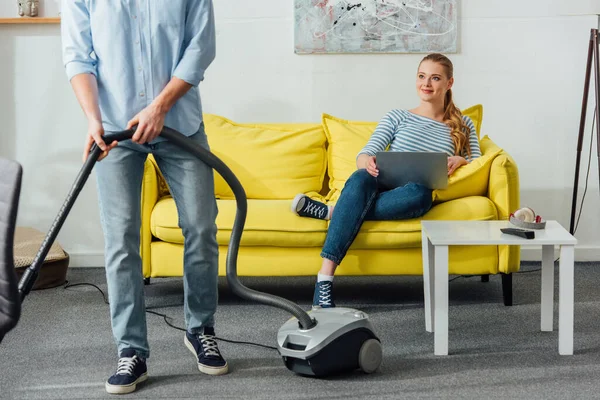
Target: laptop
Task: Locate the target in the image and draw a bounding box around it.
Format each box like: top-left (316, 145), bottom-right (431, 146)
top-left (376, 151), bottom-right (448, 190)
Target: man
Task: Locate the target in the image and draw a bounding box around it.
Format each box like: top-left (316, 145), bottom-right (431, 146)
top-left (61, 0), bottom-right (226, 394)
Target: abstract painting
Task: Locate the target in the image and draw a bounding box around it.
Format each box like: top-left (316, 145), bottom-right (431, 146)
top-left (294, 0), bottom-right (457, 54)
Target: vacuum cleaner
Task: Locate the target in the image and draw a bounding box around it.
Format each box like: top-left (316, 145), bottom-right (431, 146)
top-left (4, 127), bottom-right (382, 376)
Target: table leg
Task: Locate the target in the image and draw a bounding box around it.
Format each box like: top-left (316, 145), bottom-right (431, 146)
top-left (422, 231), bottom-right (435, 332)
top-left (558, 245), bottom-right (574, 355)
top-left (541, 245), bottom-right (555, 331)
top-left (434, 245), bottom-right (449, 355)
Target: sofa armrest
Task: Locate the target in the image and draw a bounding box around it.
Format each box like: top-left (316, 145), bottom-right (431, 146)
top-left (141, 156), bottom-right (160, 278)
top-left (488, 152), bottom-right (520, 219)
top-left (488, 151), bottom-right (521, 273)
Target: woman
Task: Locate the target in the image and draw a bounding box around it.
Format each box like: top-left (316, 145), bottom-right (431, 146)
top-left (292, 53), bottom-right (482, 309)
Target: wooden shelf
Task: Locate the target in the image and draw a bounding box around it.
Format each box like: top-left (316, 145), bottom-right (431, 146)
top-left (0, 17), bottom-right (60, 24)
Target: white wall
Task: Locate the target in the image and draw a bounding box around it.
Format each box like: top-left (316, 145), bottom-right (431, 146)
top-left (1, 1), bottom-right (599, 266)
top-left (0, 1), bottom-right (61, 17)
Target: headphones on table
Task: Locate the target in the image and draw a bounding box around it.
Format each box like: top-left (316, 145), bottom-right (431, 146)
top-left (509, 207), bottom-right (546, 229)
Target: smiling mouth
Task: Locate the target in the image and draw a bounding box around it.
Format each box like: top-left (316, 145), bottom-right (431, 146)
top-left (421, 89), bottom-right (433, 94)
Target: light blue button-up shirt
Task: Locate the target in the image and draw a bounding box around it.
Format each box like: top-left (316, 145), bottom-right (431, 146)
top-left (61, 0), bottom-right (216, 140)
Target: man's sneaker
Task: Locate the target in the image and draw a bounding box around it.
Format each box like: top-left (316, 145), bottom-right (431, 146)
top-left (105, 349), bottom-right (148, 395)
top-left (292, 194), bottom-right (332, 220)
top-left (312, 280), bottom-right (336, 310)
top-left (184, 327), bottom-right (228, 375)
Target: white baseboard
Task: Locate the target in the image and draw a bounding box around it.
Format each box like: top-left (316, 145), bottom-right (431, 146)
top-left (68, 252), bottom-right (105, 268)
top-left (520, 245), bottom-right (600, 262)
top-left (67, 246), bottom-right (600, 268)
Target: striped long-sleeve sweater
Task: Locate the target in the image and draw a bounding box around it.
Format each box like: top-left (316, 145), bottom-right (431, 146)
top-left (358, 109), bottom-right (482, 161)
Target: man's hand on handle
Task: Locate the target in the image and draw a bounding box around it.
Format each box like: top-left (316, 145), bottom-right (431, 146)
top-left (127, 103), bottom-right (167, 145)
top-left (83, 120), bottom-right (117, 162)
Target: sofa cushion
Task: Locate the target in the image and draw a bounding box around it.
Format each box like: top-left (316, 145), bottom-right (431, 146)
top-left (246, 122), bottom-right (320, 131)
top-left (203, 114), bottom-right (327, 200)
top-left (151, 196), bottom-right (328, 247)
top-left (152, 195), bottom-right (496, 249)
top-left (322, 104), bottom-right (484, 193)
top-left (432, 135), bottom-right (503, 203)
top-left (335, 195), bottom-right (498, 249)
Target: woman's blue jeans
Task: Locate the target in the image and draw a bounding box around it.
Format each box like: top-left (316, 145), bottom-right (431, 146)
top-left (95, 127), bottom-right (218, 359)
top-left (321, 169), bottom-right (433, 265)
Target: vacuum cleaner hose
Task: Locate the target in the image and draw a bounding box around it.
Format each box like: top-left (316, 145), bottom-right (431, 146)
top-left (19, 127), bottom-right (316, 330)
top-left (159, 127), bottom-right (316, 330)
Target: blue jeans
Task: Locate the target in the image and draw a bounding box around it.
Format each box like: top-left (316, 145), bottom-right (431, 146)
top-left (95, 126), bottom-right (218, 359)
top-left (321, 169), bottom-right (433, 265)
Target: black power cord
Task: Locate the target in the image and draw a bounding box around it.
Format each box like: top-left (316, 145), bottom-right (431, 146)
top-left (63, 281), bottom-right (278, 351)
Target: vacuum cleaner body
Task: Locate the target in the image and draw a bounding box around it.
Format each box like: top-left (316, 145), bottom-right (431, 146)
top-left (278, 307), bottom-right (382, 376)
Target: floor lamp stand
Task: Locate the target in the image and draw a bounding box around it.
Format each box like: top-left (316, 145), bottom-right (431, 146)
top-left (569, 28), bottom-right (600, 235)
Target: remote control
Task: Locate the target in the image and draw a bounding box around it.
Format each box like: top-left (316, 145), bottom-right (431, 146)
top-left (501, 228), bottom-right (535, 239)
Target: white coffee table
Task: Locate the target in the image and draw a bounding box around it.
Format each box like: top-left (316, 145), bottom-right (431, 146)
top-left (420, 220), bottom-right (577, 356)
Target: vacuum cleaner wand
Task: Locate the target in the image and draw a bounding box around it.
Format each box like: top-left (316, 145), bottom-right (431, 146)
top-left (18, 134), bottom-right (107, 301)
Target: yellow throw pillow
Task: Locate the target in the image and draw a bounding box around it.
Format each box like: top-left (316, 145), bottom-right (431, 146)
top-left (203, 114), bottom-right (327, 200)
top-left (322, 105), bottom-right (484, 192)
top-left (461, 104), bottom-right (483, 140)
top-left (432, 135), bottom-right (503, 203)
top-left (479, 134), bottom-right (501, 154)
top-left (322, 114), bottom-right (377, 192)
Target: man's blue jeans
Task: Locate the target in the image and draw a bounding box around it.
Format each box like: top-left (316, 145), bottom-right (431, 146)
top-left (95, 126), bottom-right (218, 359)
top-left (321, 169), bottom-right (433, 265)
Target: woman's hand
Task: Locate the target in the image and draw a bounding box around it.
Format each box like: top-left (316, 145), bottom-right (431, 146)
top-left (127, 103), bottom-right (167, 144)
top-left (365, 156), bottom-right (379, 177)
top-left (447, 155), bottom-right (467, 176)
top-left (357, 154), bottom-right (379, 177)
top-left (83, 119), bottom-right (117, 162)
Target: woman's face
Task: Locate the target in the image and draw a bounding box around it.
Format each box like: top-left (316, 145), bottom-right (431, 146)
top-left (416, 60), bottom-right (454, 103)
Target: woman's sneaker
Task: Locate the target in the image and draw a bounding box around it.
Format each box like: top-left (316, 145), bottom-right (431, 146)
top-left (105, 349), bottom-right (148, 395)
top-left (312, 280), bottom-right (336, 310)
top-left (292, 194), bottom-right (332, 220)
top-left (184, 327), bottom-right (228, 375)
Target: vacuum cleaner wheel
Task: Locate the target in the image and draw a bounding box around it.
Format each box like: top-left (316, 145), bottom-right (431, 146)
top-left (359, 338), bottom-right (382, 373)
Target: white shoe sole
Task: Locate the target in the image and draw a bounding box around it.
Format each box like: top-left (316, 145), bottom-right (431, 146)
top-left (291, 193), bottom-right (305, 215)
top-left (312, 305), bottom-right (336, 311)
top-left (291, 194), bottom-right (332, 220)
top-left (105, 372), bottom-right (148, 395)
top-left (184, 336), bottom-right (229, 376)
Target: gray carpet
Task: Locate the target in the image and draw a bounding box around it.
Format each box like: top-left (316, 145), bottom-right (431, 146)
top-left (1, 262), bottom-right (600, 399)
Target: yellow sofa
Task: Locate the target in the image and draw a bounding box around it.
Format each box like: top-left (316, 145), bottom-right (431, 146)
top-left (140, 105), bottom-right (520, 303)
